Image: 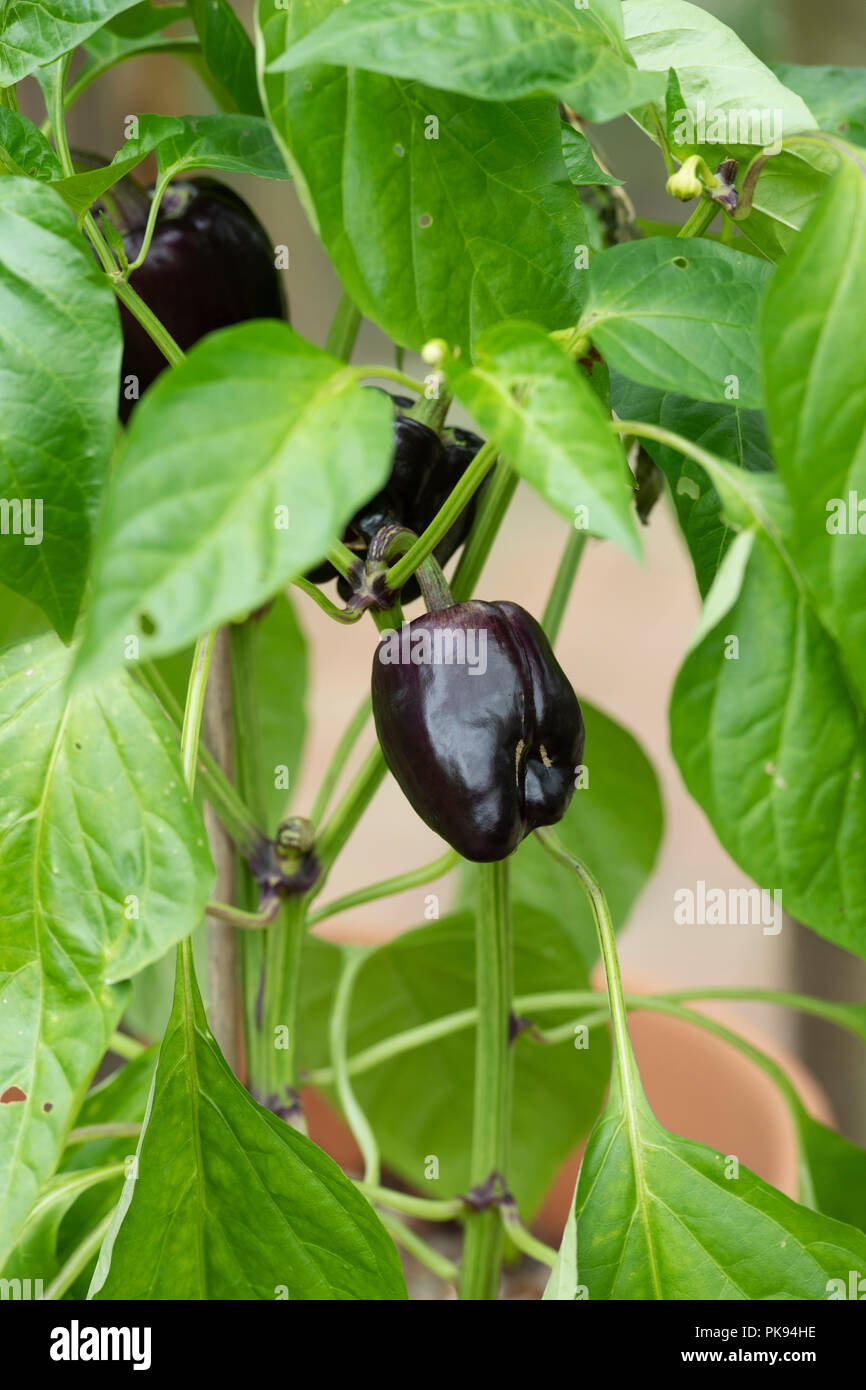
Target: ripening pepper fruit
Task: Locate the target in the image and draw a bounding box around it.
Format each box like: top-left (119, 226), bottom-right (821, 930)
top-left (308, 397), bottom-right (485, 600)
top-left (371, 601), bottom-right (585, 861)
top-left (112, 176), bottom-right (287, 419)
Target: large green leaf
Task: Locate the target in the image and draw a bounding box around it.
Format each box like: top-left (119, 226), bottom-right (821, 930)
top-left (0, 178), bottom-right (122, 640)
top-left (761, 156), bottom-right (866, 708)
top-left (671, 525), bottom-right (866, 958)
top-left (572, 1063), bottom-right (866, 1299)
top-left (74, 322), bottom-right (393, 683)
top-left (266, 0), bottom-right (664, 125)
top-left (302, 906), bottom-right (611, 1219)
top-left (52, 114), bottom-right (289, 220)
top-left (796, 1107), bottom-right (866, 1238)
top-left (258, 1), bottom-right (589, 356)
top-left (579, 237), bottom-right (772, 410)
top-left (622, 0), bottom-right (816, 164)
top-left (0, 0), bottom-right (141, 84)
top-left (448, 321), bottom-right (641, 559)
top-left (611, 373), bottom-right (773, 598)
top-left (773, 65), bottom-right (866, 149)
top-left (186, 0), bottom-right (262, 115)
top-left (90, 953), bottom-right (407, 1299)
top-left (0, 632), bottom-right (213, 1266)
top-left (509, 701), bottom-right (663, 965)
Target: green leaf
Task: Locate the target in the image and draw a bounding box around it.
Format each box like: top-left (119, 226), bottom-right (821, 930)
top-left (622, 0), bottom-right (816, 164)
top-left (0, 0), bottom-right (142, 84)
top-left (74, 321), bottom-right (394, 682)
top-left (773, 65), bottom-right (866, 148)
top-left (0, 1166), bottom-right (125, 1286)
top-left (0, 109), bottom-right (62, 178)
top-left (574, 1064), bottom-right (866, 1298)
top-left (303, 905), bottom-right (611, 1219)
top-left (0, 631), bottom-right (213, 1266)
top-left (259, 2), bottom-right (589, 356)
top-left (0, 177), bottom-right (122, 640)
top-left (187, 0), bottom-right (262, 115)
top-left (5, 1049), bottom-right (158, 1294)
top-left (90, 953), bottom-right (407, 1299)
top-left (448, 320), bottom-right (642, 559)
top-left (509, 700), bottom-right (663, 965)
top-left (797, 1107), bottom-right (866, 1237)
top-left (52, 113), bottom-right (288, 220)
top-left (266, 0), bottom-right (664, 125)
top-left (734, 136), bottom-right (840, 262)
top-left (68, 8), bottom-right (197, 107)
top-left (542, 1181), bottom-right (578, 1299)
top-left (670, 527), bottom-right (866, 958)
top-left (561, 123), bottom-right (623, 186)
top-left (578, 237), bottom-right (772, 410)
top-left (761, 156), bottom-right (866, 708)
top-left (611, 373), bottom-right (773, 598)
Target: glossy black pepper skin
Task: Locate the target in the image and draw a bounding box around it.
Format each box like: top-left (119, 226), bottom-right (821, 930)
top-left (371, 601), bottom-right (585, 861)
top-left (308, 399), bottom-right (485, 600)
top-left (118, 178), bottom-right (286, 420)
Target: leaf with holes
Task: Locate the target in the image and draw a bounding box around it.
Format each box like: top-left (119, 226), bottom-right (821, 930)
top-left (258, 0), bottom-right (589, 355)
top-left (578, 237), bottom-right (772, 409)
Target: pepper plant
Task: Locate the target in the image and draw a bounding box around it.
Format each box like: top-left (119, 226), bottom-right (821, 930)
top-left (1, 0), bottom-right (866, 1304)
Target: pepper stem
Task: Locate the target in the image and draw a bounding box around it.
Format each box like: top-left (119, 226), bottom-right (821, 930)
top-left (368, 524), bottom-right (455, 613)
top-left (460, 859), bottom-right (513, 1300)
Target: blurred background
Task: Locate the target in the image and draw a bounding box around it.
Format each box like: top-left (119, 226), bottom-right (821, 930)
top-left (17, 0), bottom-right (866, 1154)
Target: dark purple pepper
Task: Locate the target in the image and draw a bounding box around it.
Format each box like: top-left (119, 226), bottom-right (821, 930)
top-left (309, 398), bottom-right (486, 602)
top-left (115, 177), bottom-right (287, 419)
top-left (371, 601), bottom-right (584, 861)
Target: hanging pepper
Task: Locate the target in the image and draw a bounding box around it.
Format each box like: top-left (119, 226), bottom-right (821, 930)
top-left (308, 397), bottom-right (485, 601)
top-left (106, 175), bottom-right (287, 419)
top-left (371, 601), bottom-right (585, 861)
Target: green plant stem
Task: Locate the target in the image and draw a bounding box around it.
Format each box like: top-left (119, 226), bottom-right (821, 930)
top-left (325, 288), bottom-right (363, 361)
top-left (0, 84), bottom-right (19, 112)
top-left (315, 743), bottom-right (389, 883)
top-left (108, 1031), bottom-right (146, 1061)
top-left (542, 530), bottom-right (588, 644)
top-left (354, 365), bottom-right (428, 397)
top-left (291, 575), bottom-right (363, 624)
top-left (135, 662), bottom-right (264, 855)
top-left (111, 274), bottom-right (184, 365)
top-left (385, 440), bottom-right (499, 592)
top-left (44, 1211), bottom-right (115, 1301)
top-left (460, 860), bottom-right (513, 1301)
top-left (307, 848), bottom-right (459, 927)
top-left (533, 830), bottom-right (637, 1089)
top-left (180, 633), bottom-right (217, 790)
top-left (677, 198), bottom-right (719, 238)
top-left (259, 894), bottom-right (308, 1113)
top-left (65, 1123), bottom-right (142, 1147)
top-left (327, 537), bottom-right (358, 580)
top-left (379, 1211), bottom-right (459, 1284)
top-left (451, 463), bottom-right (518, 602)
top-left (205, 899), bottom-right (277, 928)
top-left (331, 947), bottom-right (380, 1184)
top-left (499, 1205), bottom-right (557, 1268)
top-left (355, 1183), bottom-right (464, 1222)
top-left (308, 694), bottom-right (373, 830)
